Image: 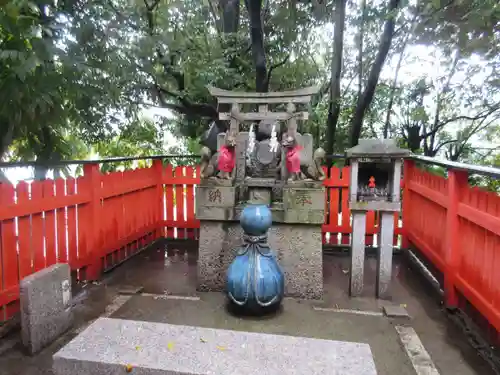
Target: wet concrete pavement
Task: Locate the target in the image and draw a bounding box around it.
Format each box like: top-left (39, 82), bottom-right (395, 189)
top-left (0, 240), bottom-right (496, 374)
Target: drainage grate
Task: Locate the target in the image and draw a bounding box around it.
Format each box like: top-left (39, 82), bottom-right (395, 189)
top-left (447, 308), bottom-right (500, 374)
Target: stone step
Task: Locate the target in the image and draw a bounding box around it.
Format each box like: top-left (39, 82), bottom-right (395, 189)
top-left (53, 317), bottom-right (377, 375)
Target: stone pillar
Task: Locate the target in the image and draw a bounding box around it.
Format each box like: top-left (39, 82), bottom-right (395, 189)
top-left (376, 211), bottom-right (394, 299)
top-left (349, 211), bottom-right (366, 297)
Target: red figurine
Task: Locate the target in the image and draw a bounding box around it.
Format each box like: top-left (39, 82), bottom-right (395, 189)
top-left (218, 144), bottom-right (236, 174)
top-left (286, 144), bottom-right (303, 174)
top-left (368, 176), bottom-right (376, 188)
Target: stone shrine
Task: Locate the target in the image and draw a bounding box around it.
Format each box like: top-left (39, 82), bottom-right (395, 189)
top-left (346, 139), bottom-right (409, 298)
top-left (196, 86), bottom-right (326, 299)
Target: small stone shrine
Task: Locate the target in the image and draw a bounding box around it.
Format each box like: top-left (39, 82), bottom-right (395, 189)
top-left (346, 139), bottom-right (409, 298)
top-left (196, 86), bottom-right (326, 299)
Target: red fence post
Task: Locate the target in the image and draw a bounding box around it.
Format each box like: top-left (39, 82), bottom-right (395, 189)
top-left (82, 163), bottom-right (102, 281)
top-left (443, 167), bottom-right (468, 308)
top-left (401, 159), bottom-right (415, 249)
top-left (153, 159), bottom-right (165, 239)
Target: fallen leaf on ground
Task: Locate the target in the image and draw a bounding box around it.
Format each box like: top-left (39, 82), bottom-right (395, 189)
top-left (135, 346), bottom-right (141, 351)
top-left (167, 342), bottom-right (174, 350)
top-left (216, 346), bottom-right (226, 351)
top-left (200, 338), bottom-right (207, 343)
top-left (400, 303), bottom-right (407, 308)
top-left (125, 364), bottom-right (133, 372)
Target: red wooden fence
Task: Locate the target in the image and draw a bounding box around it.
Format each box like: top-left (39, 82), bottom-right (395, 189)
top-left (0, 161), bottom-right (403, 322)
top-left (2, 157), bottom-right (499, 346)
top-left (403, 159), bottom-right (500, 334)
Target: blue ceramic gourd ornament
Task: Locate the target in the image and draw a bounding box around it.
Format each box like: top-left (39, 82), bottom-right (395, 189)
top-left (226, 205), bottom-right (285, 314)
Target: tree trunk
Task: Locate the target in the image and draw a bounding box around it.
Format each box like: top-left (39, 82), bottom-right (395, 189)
top-left (0, 120), bottom-right (14, 161)
top-left (357, 0), bottom-right (366, 100)
top-left (406, 125), bottom-right (421, 152)
top-left (246, 0), bottom-right (268, 92)
top-left (217, 0), bottom-right (242, 119)
top-left (349, 0), bottom-right (402, 147)
top-left (0, 169), bottom-right (8, 183)
top-left (34, 166), bottom-right (49, 181)
top-left (220, 0), bottom-right (240, 33)
top-left (325, 0), bottom-right (347, 156)
top-left (383, 9), bottom-right (420, 138)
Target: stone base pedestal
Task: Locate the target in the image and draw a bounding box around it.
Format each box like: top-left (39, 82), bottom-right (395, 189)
top-left (198, 221), bottom-right (323, 299)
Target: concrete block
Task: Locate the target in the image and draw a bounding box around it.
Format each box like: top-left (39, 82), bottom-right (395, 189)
top-left (20, 263), bottom-right (73, 355)
top-left (53, 318), bottom-right (377, 375)
top-left (383, 305), bottom-right (410, 318)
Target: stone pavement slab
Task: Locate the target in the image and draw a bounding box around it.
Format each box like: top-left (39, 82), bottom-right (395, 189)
top-left (53, 317), bottom-right (377, 375)
top-left (110, 293), bottom-right (417, 375)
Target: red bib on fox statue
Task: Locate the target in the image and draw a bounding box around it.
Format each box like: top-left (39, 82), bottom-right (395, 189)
top-left (218, 145), bottom-right (236, 173)
top-left (286, 144), bottom-right (303, 174)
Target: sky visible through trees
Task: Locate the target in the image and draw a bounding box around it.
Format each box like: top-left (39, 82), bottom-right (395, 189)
top-left (0, 0), bottom-right (499, 187)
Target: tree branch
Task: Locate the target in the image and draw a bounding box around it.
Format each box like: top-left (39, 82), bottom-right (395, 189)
top-left (207, 0), bottom-right (222, 33)
top-left (264, 54), bottom-right (290, 90)
top-left (156, 87), bottom-right (218, 118)
top-left (139, 0), bottom-right (218, 121)
top-left (310, 80), bottom-right (331, 109)
top-left (102, 1), bottom-right (140, 31)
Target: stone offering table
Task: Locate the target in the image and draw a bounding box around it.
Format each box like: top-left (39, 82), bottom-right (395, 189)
top-left (196, 86), bottom-right (325, 300)
top-left (53, 318), bottom-right (377, 375)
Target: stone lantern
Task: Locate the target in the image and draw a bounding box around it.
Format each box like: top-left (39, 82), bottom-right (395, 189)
top-left (346, 139), bottom-right (409, 299)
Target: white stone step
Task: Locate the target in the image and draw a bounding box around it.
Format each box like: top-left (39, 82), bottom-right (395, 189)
top-left (53, 317), bottom-right (377, 375)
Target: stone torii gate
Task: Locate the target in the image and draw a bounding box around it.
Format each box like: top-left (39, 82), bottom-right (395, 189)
top-left (197, 85), bottom-right (326, 300)
top-left (206, 85), bottom-right (321, 185)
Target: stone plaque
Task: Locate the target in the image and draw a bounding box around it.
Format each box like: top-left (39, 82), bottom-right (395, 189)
top-left (284, 188), bottom-right (324, 211)
top-left (283, 187), bottom-right (325, 224)
top-left (196, 185), bottom-right (236, 208)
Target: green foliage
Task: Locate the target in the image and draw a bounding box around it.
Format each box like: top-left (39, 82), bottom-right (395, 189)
top-left (467, 153), bottom-right (500, 193)
top-left (94, 118), bottom-right (165, 172)
top-left (0, 0), bottom-right (498, 175)
top-left (0, 0), bottom-right (140, 170)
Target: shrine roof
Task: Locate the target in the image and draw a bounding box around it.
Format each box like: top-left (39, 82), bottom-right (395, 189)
top-left (346, 139), bottom-right (410, 158)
